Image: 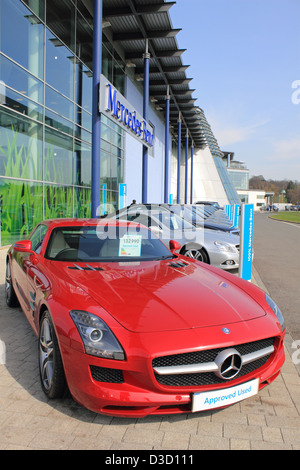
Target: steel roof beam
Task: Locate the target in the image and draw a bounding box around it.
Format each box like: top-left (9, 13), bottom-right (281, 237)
top-left (103, 2), bottom-right (176, 18)
top-left (113, 29), bottom-right (181, 42)
top-left (134, 65), bottom-right (190, 75)
top-left (125, 49), bottom-right (186, 60)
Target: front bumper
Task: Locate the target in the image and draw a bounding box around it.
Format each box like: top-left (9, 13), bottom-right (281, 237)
top-left (207, 248), bottom-right (240, 270)
top-left (59, 322), bottom-right (285, 418)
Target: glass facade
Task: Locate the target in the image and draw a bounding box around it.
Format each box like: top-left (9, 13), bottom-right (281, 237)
top-left (213, 156), bottom-right (240, 204)
top-left (0, 0), bottom-right (125, 246)
top-left (227, 169), bottom-right (249, 191)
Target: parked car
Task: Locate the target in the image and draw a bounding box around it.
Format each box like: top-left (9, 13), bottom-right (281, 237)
top-left (6, 218), bottom-right (285, 417)
top-left (106, 206), bottom-right (240, 270)
top-left (126, 203), bottom-right (240, 235)
top-left (195, 201), bottom-right (222, 209)
top-left (191, 205), bottom-right (239, 231)
top-left (260, 204), bottom-right (279, 212)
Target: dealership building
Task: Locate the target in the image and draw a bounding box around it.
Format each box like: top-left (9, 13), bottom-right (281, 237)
top-left (0, 0), bottom-right (240, 246)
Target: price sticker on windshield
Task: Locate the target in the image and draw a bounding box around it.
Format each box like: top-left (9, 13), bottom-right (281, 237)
top-left (119, 234), bottom-right (142, 257)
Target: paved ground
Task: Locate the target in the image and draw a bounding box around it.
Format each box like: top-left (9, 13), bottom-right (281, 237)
top-left (253, 211), bottom-right (300, 340)
top-left (1, 246), bottom-right (300, 450)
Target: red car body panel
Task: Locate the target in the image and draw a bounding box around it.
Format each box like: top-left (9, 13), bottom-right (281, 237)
top-left (56, 261), bottom-right (268, 332)
top-left (7, 218), bottom-right (285, 417)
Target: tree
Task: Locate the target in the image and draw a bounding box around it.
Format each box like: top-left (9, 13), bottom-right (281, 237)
top-left (249, 176), bottom-right (300, 203)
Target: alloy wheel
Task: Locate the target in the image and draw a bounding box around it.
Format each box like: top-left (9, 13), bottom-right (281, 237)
top-left (185, 249), bottom-right (205, 262)
top-left (5, 263), bottom-right (12, 304)
top-left (39, 316), bottom-right (54, 391)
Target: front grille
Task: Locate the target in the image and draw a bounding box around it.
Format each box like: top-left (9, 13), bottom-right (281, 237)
top-left (90, 365), bottom-right (124, 383)
top-left (153, 337), bottom-right (275, 387)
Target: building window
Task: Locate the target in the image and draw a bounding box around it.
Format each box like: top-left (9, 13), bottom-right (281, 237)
top-left (228, 170), bottom-right (249, 191)
top-left (0, 0), bottom-right (44, 80)
top-left (102, 39), bottom-right (125, 95)
top-left (44, 127), bottom-right (74, 185)
top-left (0, 178), bottom-right (43, 246)
top-left (0, 107), bottom-right (43, 181)
top-left (100, 115), bottom-right (124, 211)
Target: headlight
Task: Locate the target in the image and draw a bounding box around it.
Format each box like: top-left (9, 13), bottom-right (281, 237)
top-left (70, 310), bottom-right (125, 360)
top-left (214, 241), bottom-right (235, 253)
top-left (265, 294), bottom-right (286, 331)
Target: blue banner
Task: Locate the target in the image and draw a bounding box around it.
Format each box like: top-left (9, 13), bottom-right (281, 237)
top-left (101, 183), bottom-right (107, 215)
top-left (229, 204), bottom-right (233, 223)
top-left (239, 204), bottom-right (254, 281)
top-left (233, 204), bottom-right (240, 228)
top-left (225, 204), bottom-right (234, 223)
top-left (118, 183), bottom-right (127, 210)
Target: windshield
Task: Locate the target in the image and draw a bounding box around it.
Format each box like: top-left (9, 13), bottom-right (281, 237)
top-left (45, 225), bottom-right (174, 262)
top-left (167, 206), bottom-right (205, 226)
top-left (160, 212), bottom-right (195, 231)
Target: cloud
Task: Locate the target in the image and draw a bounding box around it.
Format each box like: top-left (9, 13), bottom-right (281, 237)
top-left (266, 138), bottom-right (300, 163)
top-left (213, 125), bottom-right (255, 147)
top-left (205, 111), bottom-right (269, 147)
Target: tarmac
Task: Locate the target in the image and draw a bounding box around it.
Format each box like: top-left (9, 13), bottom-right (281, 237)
top-left (0, 247), bottom-right (300, 451)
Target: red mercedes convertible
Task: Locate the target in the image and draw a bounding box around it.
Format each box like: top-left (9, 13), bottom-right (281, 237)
top-left (5, 219), bottom-right (285, 417)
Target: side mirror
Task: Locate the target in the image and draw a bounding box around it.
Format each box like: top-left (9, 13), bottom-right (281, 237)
top-left (13, 240), bottom-right (33, 253)
top-left (169, 239), bottom-right (181, 253)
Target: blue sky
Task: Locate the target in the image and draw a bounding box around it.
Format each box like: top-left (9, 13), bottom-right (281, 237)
top-left (171, 0), bottom-right (300, 181)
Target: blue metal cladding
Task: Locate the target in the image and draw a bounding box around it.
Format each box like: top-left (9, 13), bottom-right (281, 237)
top-left (142, 45), bottom-right (150, 204)
top-left (164, 92), bottom-right (170, 203)
top-left (177, 118), bottom-right (181, 203)
top-left (91, 0), bottom-right (102, 217)
top-left (190, 146), bottom-right (194, 203)
top-left (185, 131), bottom-right (188, 204)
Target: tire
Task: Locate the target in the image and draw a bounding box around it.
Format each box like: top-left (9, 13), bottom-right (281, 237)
top-left (39, 310), bottom-right (67, 399)
top-left (182, 247), bottom-right (209, 264)
top-left (5, 260), bottom-right (19, 308)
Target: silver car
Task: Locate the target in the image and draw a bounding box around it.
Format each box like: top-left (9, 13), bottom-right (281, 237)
top-left (151, 203), bottom-right (240, 235)
top-left (106, 206), bottom-right (240, 270)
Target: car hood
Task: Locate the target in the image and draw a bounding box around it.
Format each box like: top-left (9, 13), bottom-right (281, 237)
top-left (204, 221), bottom-right (234, 230)
top-left (56, 259), bottom-right (265, 333)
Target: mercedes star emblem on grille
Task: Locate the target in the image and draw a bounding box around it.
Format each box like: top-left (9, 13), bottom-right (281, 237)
top-left (215, 348), bottom-right (243, 380)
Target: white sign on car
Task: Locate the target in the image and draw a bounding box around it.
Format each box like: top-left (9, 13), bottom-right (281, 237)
top-left (192, 378), bottom-right (259, 412)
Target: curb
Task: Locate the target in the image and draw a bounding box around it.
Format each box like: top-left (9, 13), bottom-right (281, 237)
top-left (252, 264), bottom-right (300, 377)
top-left (268, 216), bottom-right (300, 225)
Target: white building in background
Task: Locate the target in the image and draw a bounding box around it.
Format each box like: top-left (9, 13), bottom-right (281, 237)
top-left (238, 189), bottom-right (267, 211)
top-left (222, 152), bottom-right (269, 210)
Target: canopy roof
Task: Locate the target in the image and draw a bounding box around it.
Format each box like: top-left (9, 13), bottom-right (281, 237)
top-left (81, 0), bottom-right (208, 148)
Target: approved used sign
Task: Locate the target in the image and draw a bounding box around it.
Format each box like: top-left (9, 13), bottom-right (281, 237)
top-left (192, 378), bottom-right (259, 412)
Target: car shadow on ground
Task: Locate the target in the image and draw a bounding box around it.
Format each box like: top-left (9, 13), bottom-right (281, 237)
top-left (0, 273), bottom-right (112, 423)
top-left (0, 251), bottom-right (227, 426)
